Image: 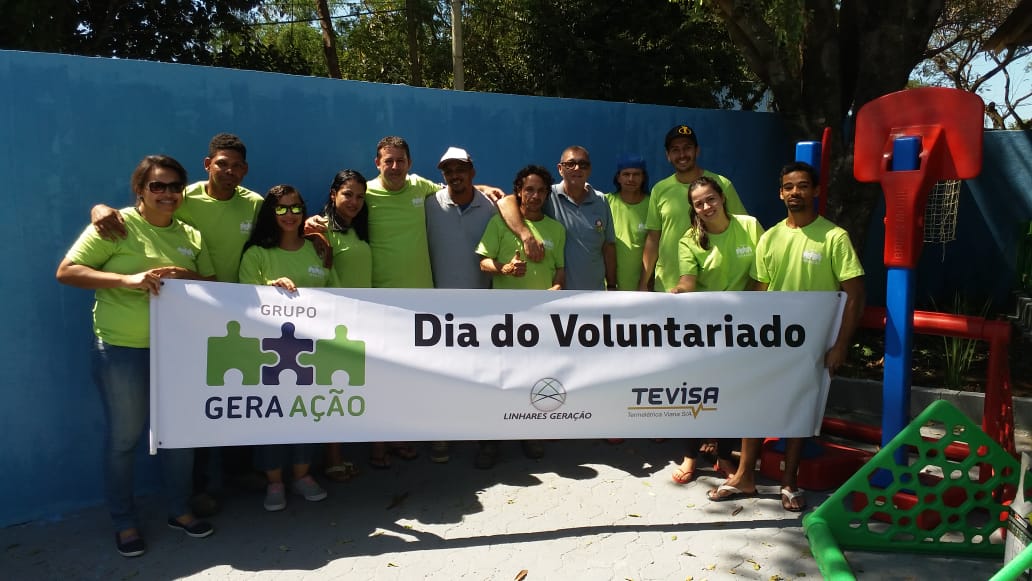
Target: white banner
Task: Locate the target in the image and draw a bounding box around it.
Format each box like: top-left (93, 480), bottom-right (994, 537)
top-left (150, 281), bottom-right (845, 451)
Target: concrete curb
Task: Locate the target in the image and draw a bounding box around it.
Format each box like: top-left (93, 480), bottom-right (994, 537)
top-left (828, 377), bottom-right (1032, 433)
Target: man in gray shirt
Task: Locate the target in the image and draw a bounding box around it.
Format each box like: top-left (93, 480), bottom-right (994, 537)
top-left (424, 146), bottom-right (497, 466)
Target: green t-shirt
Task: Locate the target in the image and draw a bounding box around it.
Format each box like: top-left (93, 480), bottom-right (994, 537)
top-left (605, 192), bottom-right (649, 291)
top-left (238, 241), bottom-right (330, 289)
top-left (366, 174), bottom-right (438, 288)
top-left (646, 171), bottom-right (745, 292)
top-left (751, 216), bottom-right (865, 292)
top-left (327, 228), bottom-right (372, 288)
top-left (476, 214), bottom-right (566, 290)
top-left (175, 182), bottom-right (262, 283)
top-left (64, 208), bottom-right (214, 348)
top-left (677, 214), bottom-right (764, 292)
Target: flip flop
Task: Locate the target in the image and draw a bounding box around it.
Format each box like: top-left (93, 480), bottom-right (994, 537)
top-left (671, 467), bottom-right (695, 484)
top-left (325, 462), bottom-right (359, 482)
top-left (707, 483), bottom-right (757, 502)
top-left (781, 487), bottom-right (807, 512)
top-left (368, 454), bottom-right (391, 470)
top-left (390, 444), bottom-right (420, 461)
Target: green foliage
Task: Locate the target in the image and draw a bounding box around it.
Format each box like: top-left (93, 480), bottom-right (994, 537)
top-left (0, 0), bottom-right (262, 64)
top-left (932, 292), bottom-right (991, 389)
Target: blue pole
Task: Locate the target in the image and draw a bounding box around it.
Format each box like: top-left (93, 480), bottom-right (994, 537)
top-left (796, 141), bottom-right (822, 210)
top-left (882, 136), bottom-right (921, 455)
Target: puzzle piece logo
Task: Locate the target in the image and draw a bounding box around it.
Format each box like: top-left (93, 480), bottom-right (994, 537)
top-left (207, 321), bottom-right (365, 387)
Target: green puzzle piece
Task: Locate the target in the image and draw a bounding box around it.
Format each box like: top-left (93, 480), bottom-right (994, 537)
top-left (207, 321), bottom-right (277, 386)
top-left (298, 324), bottom-right (366, 386)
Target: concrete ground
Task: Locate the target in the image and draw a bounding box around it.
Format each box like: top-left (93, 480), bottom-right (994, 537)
top-left (1, 438), bottom-right (1002, 581)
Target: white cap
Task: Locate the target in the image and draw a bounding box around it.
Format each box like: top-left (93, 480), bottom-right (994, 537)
top-left (437, 146), bottom-right (473, 168)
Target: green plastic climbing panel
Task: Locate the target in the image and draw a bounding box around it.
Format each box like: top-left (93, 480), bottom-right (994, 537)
top-left (804, 400), bottom-right (1027, 578)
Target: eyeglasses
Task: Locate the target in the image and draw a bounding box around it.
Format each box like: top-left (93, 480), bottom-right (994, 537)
top-left (147, 181), bottom-right (185, 194)
top-left (560, 159), bottom-right (591, 170)
top-left (274, 204), bottom-right (304, 215)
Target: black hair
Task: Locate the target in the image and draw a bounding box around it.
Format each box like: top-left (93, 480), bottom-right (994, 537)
top-left (323, 169), bottom-right (370, 242)
top-left (513, 165), bottom-right (554, 205)
top-left (244, 184), bottom-right (306, 251)
top-left (208, 133), bottom-right (247, 160)
top-left (130, 155), bottom-right (187, 200)
top-left (780, 161), bottom-right (819, 187)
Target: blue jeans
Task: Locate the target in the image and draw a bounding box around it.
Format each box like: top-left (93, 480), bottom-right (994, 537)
top-left (255, 444), bottom-right (315, 474)
top-left (91, 340), bottom-right (193, 531)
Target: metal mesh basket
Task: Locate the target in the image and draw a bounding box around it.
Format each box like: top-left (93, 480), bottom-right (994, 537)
top-left (923, 179), bottom-right (961, 244)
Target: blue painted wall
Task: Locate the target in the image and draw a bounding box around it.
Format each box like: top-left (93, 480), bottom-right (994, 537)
top-left (0, 50), bottom-right (790, 526)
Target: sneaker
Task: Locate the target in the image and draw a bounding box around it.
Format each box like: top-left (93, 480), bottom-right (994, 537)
top-left (291, 475), bottom-right (327, 502)
top-left (430, 441), bottom-right (450, 463)
top-left (521, 440), bottom-right (544, 459)
top-left (115, 531), bottom-right (146, 557)
top-left (167, 517), bottom-right (214, 538)
top-left (474, 441), bottom-right (498, 469)
top-left (264, 482), bottom-right (287, 511)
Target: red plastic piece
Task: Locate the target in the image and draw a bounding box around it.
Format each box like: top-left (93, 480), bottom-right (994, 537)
top-left (759, 438), bottom-right (873, 491)
top-left (853, 87), bottom-right (984, 268)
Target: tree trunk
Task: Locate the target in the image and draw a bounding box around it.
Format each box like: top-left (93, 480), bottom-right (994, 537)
top-left (315, 0), bottom-right (342, 79)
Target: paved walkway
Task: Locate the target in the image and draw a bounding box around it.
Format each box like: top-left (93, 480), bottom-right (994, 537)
top-left (2, 439), bottom-right (1001, 580)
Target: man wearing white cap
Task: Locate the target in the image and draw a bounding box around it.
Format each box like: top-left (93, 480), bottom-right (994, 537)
top-left (364, 136), bottom-right (503, 290)
top-left (424, 146), bottom-right (497, 464)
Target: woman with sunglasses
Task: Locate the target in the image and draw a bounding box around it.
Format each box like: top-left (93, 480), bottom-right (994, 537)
top-left (239, 184), bottom-right (331, 512)
top-left (56, 155), bottom-right (216, 557)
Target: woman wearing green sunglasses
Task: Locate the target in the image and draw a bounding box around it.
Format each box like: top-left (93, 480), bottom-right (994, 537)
top-left (239, 184), bottom-right (331, 512)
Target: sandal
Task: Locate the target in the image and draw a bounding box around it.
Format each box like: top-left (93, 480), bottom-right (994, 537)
top-left (389, 443), bottom-right (419, 461)
top-left (707, 483), bottom-right (757, 502)
top-left (781, 486), bottom-right (807, 512)
top-left (671, 467), bottom-right (695, 484)
top-left (325, 461), bottom-right (359, 482)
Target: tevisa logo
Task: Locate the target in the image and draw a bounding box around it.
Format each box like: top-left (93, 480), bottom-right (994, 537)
top-left (637, 222), bottom-right (646, 232)
top-left (627, 382), bottom-right (719, 419)
top-left (240, 221), bottom-right (253, 234)
top-left (411, 198), bottom-right (424, 207)
top-left (206, 320), bottom-right (365, 387)
top-left (308, 266), bottom-right (327, 278)
top-left (177, 246), bottom-right (196, 258)
top-left (802, 249), bottom-right (822, 264)
top-left (735, 245), bottom-right (753, 257)
top-left (542, 239), bottom-right (556, 250)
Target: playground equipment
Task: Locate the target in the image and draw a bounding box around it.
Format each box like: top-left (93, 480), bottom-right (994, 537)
top-left (802, 86), bottom-right (1026, 578)
top-left (853, 86), bottom-right (986, 448)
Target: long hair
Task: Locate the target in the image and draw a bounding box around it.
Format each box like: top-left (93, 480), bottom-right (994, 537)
top-left (687, 176), bottom-right (729, 251)
top-left (244, 184), bottom-right (307, 251)
top-left (323, 169), bottom-right (370, 242)
top-left (513, 165), bottom-right (554, 205)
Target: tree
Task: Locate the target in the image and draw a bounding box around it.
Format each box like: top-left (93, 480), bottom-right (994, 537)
top-left (701, 0), bottom-right (946, 251)
top-left (0, 0), bottom-right (262, 64)
top-left (914, 0), bottom-right (1032, 129)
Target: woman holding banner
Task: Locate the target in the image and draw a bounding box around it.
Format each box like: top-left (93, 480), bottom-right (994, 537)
top-left (668, 176), bottom-right (764, 486)
top-left (317, 169), bottom-right (370, 479)
top-left (239, 184), bottom-right (332, 511)
top-left (56, 155), bottom-right (216, 557)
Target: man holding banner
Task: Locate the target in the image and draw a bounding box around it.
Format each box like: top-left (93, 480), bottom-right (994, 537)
top-left (708, 161), bottom-right (864, 512)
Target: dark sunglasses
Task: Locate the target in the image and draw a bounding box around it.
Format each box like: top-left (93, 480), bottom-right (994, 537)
top-left (147, 181), bottom-right (185, 194)
top-left (274, 204), bottom-right (304, 216)
top-left (560, 159), bottom-right (591, 170)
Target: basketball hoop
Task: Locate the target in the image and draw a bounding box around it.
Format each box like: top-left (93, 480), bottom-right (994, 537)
top-left (923, 179), bottom-right (961, 247)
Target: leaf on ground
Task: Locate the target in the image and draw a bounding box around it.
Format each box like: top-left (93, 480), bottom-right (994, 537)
top-left (278, 545), bottom-right (290, 552)
top-left (514, 569), bottom-right (528, 581)
top-left (705, 564), bottom-right (716, 570)
top-left (686, 503), bottom-right (696, 508)
top-left (670, 535), bottom-right (678, 541)
top-left (681, 551), bottom-right (695, 557)
top-left (386, 492), bottom-right (409, 510)
top-left (628, 513), bottom-right (641, 518)
top-left (387, 562), bottom-right (398, 567)
top-left (732, 506), bottom-right (743, 516)
top-left (747, 559), bottom-right (761, 570)
top-left (769, 575), bottom-right (785, 581)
